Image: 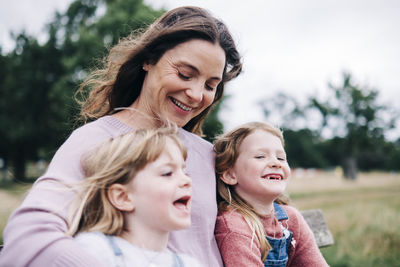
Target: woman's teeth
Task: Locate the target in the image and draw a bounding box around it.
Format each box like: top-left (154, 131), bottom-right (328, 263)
top-left (171, 98), bottom-right (193, 111)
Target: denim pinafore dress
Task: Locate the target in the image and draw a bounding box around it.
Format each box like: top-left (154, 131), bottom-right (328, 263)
top-left (263, 202), bottom-right (293, 267)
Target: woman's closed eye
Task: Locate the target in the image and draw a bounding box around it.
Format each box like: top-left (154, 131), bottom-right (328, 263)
top-left (205, 83), bottom-right (215, 91)
top-left (205, 79), bottom-right (220, 92)
top-left (178, 72), bottom-right (191, 80)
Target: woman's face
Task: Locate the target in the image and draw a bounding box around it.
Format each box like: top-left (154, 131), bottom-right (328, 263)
top-left (138, 39), bottom-right (226, 127)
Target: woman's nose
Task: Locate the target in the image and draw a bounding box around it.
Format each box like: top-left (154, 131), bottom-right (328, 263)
top-left (185, 84), bottom-right (203, 103)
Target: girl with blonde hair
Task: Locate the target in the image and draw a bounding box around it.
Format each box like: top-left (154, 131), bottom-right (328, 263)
top-left (214, 122), bottom-right (328, 267)
top-left (68, 127), bottom-right (202, 267)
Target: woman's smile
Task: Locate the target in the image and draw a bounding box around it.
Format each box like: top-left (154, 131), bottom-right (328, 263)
top-left (170, 97), bottom-right (195, 112)
top-left (139, 39), bottom-right (226, 127)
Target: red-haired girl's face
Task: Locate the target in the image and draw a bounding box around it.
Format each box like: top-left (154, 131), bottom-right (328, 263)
top-left (222, 130), bottom-right (291, 215)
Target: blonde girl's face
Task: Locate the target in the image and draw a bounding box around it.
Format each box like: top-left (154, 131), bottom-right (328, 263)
top-left (139, 39), bottom-right (226, 127)
top-left (225, 130), bottom-right (291, 214)
top-left (128, 138), bottom-right (192, 233)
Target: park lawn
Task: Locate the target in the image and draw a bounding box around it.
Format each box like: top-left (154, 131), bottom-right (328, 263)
top-left (1, 171), bottom-right (400, 266)
top-left (288, 170), bottom-right (400, 267)
top-left (0, 182), bottom-right (31, 244)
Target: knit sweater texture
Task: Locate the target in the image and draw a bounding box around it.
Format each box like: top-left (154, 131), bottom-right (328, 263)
top-left (0, 116), bottom-right (222, 267)
top-left (215, 205), bottom-right (329, 267)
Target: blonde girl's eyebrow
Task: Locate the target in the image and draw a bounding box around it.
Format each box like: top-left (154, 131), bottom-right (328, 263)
top-left (158, 160), bottom-right (183, 170)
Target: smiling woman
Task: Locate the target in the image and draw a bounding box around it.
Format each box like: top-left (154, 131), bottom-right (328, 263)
top-left (0, 6), bottom-right (242, 267)
top-left (76, 6), bottom-right (242, 135)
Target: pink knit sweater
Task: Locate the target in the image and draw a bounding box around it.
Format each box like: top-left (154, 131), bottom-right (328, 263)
top-left (0, 116), bottom-right (222, 267)
top-left (215, 205), bottom-right (329, 267)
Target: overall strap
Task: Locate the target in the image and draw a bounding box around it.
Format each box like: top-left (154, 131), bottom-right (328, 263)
top-left (273, 202), bottom-right (289, 221)
top-left (95, 232), bottom-right (125, 267)
top-left (172, 253), bottom-right (184, 267)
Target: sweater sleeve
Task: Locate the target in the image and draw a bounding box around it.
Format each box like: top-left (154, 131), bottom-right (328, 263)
top-left (286, 206), bottom-right (329, 267)
top-left (0, 123), bottom-right (113, 267)
top-left (215, 211), bottom-right (264, 267)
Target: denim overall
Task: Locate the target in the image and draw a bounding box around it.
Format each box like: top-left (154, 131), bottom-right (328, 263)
top-left (99, 233), bottom-right (184, 267)
top-left (263, 202), bottom-right (293, 267)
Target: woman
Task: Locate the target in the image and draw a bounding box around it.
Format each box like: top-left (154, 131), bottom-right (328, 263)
top-left (0, 6), bottom-right (242, 267)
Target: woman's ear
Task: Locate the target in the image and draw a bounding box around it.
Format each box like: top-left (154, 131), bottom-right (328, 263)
top-left (108, 184), bottom-right (135, 212)
top-left (142, 62), bottom-right (150, 71)
top-left (220, 170), bottom-right (238, 186)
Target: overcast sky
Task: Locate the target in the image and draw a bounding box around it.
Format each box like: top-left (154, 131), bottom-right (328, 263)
top-left (1, 0), bottom-right (399, 135)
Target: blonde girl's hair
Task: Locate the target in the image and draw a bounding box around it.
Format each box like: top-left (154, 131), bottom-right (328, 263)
top-left (67, 127), bottom-right (187, 236)
top-left (214, 121), bottom-right (290, 261)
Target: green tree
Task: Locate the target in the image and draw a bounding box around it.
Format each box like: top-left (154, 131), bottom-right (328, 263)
top-left (260, 73), bottom-right (399, 175)
top-left (260, 92), bottom-right (306, 130)
top-left (310, 72), bottom-right (397, 179)
top-left (0, 0), bottom-right (164, 181)
top-left (0, 32), bottom-right (65, 182)
top-left (384, 138), bottom-right (400, 171)
top-left (260, 92), bottom-right (328, 168)
top-left (202, 97), bottom-right (226, 143)
top-left (0, 48), bottom-right (11, 178)
top-left (283, 129), bottom-right (328, 168)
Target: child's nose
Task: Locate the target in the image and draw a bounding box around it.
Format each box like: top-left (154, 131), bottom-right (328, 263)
top-left (180, 173), bottom-right (192, 188)
top-left (268, 158), bottom-right (281, 168)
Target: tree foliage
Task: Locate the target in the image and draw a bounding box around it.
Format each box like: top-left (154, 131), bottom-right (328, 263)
top-left (261, 72), bottom-right (400, 179)
top-left (0, 32), bottom-right (65, 181)
top-left (0, 0), bottom-right (164, 181)
top-left (310, 73), bottom-right (397, 179)
top-left (202, 96), bottom-right (227, 143)
top-left (1, 0), bottom-right (226, 181)
top-left (283, 129), bottom-right (329, 169)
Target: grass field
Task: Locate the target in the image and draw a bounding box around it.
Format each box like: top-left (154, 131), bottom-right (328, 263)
top-left (1, 170), bottom-right (400, 266)
top-left (0, 182), bottom-right (31, 243)
top-left (287, 170), bottom-right (400, 267)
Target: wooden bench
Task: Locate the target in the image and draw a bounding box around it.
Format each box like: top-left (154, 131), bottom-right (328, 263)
top-left (301, 209), bottom-right (334, 247)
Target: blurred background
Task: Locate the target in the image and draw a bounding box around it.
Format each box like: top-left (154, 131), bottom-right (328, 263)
top-left (1, 1), bottom-right (399, 266)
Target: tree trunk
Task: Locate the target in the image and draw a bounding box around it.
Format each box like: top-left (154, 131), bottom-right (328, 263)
top-left (12, 153), bottom-right (26, 183)
top-left (342, 157), bottom-right (357, 180)
top-left (0, 158), bottom-right (8, 183)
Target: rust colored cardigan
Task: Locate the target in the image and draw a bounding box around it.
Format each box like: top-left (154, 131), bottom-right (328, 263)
top-left (215, 204), bottom-right (329, 267)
